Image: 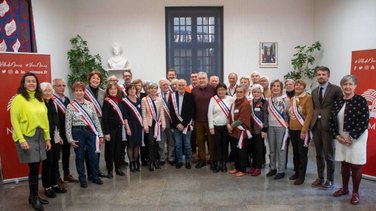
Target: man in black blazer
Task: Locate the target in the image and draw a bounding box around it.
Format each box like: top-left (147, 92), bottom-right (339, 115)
top-left (169, 79), bottom-right (195, 169)
top-left (310, 66), bottom-right (343, 189)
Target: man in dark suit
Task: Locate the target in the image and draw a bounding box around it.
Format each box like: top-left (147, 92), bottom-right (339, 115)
top-left (169, 79), bottom-right (195, 169)
top-left (310, 66), bottom-right (343, 189)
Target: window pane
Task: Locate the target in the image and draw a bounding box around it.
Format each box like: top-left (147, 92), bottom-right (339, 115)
top-left (174, 17), bottom-right (179, 25)
top-left (197, 17), bottom-right (202, 25)
top-left (203, 26), bottom-right (208, 34)
top-left (209, 17), bottom-right (215, 25)
top-left (209, 26), bottom-right (215, 34)
top-left (203, 17), bottom-right (209, 25)
top-left (186, 17), bottom-right (191, 25)
top-left (179, 17), bottom-right (185, 25)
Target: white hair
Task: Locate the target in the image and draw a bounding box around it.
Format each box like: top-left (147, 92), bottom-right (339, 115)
top-left (159, 78), bottom-right (170, 86)
top-left (40, 82), bottom-right (53, 91)
top-left (251, 84), bottom-right (264, 93)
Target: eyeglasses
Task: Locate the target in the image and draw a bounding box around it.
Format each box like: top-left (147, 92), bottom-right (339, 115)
top-left (54, 84), bottom-right (66, 87)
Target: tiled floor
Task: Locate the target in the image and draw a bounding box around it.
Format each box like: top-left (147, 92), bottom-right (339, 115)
top-left (1, 146), bottom-right (375, 211)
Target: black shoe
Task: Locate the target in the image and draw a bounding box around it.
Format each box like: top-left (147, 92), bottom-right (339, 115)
top-left (37, 197), bottom-right (49, 205)
top-left (266, 170), bottom-right (277, 177)
top-left (135, 161), bottom-right (140, 171)
top-left (98, 171), bottom-right (107, 178)
top-left (160, 161), bottom-right (166, 166)
top-left (186, 162), bottom-right (191, 169)
top-left (29, 196), bottom-right (44, 211)
top-left (222, 162), bottom-right (227, 172)
top-left (130, 162), bottom-right (135, 172)
top-left (52, 186), bottom-right (67, 193)
top-left (176, 162), bottom-right (183, 169)
top-left (154, 161), bottom-right (161, 169)
top-left (213, 162), bottom-right (221, 173)
top-left (149, 163), bottom-right (155, 171)
top-left (168, 160), bottom-right (176, 166)
top-left (107, 171), bottom-right (113, 179)
top-left (92, 178), bottom-right (103, 185)
top-left (195, 161), bottom-right (206, 169)
top-left (80, 182), bottom-right (88, 188)
top-left (274, 173), bottom-right (285, 180)
top-left (44, 188), bottom-right (56, 198)
top-left (115, 169), bottom-right (125, 176)
top-left (289, 173), bottom-right (299, 180)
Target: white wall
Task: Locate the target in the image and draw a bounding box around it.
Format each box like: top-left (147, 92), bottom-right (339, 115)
top-left (313, 0), bottom-right (376, 85)
top-left (32, 0), bottom-right (74, 84)
top-left (43, 0), bottom-right (314, 84)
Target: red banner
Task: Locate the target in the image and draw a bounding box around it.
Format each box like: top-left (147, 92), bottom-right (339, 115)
top-left (0, 52), bottom-right (51, 182)
top-left (351, 49), bottom-right (376, 178)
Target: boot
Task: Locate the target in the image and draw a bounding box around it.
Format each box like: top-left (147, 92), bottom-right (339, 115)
top-left (135, 161), bottom-right (140, 172)
top-left (149, 163), bottom-right (155, 171)
top-left (130, 162), bottom-right (135, 172)
top-left (29, 176), bottom-right (44, 211)
top-left (221, 162), bottom-right (227, 172)
top-left (214, 162), bottom-right (221, 173)
top-left (154, 161), bottom-right (160, 169)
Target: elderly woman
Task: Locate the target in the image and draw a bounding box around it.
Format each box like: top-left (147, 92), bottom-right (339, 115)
top-left (267, 79), bottom-right (289, 180)
top-left (208, 83), bottom-right (234, 172)
top-left (288, 79), bottom-right (313, 185)
top-left (249, 84), bottom-right (268, 176)
top-left (66, 81), bottom-right (104, 188)
top-left (11, 73), bottom-right (51, 210)
top-left (259, 76), bottom-right (271, 99)
top-left (102, 82), bottom-right (126, 178)
top-left (85, 70), bottom-right (106, 178)
top-left (40, 82), bottom-right (67, 199)
top-left (141, 82), bottom-right (166, 171)
top-left (227, 85), bottom-right (252, 177)
top-left (330, 75), bottom-right (369, 205)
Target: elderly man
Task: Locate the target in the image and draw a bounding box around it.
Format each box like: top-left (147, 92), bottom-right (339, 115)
top-left (169, 79), bottom-right (195, 169)
top-left (310, 66), bottom-right (343, 189)
top-left (251, 71), bottom-right (261, 86)
top-left (159, 79), bottom-right (175, 165)
top-left (227, 72), bottom-right (238, 96)
top-left (209, 75), bottom-right (220, 88)
top-left (186, 72), bottom-right (198, 93)
top-left (191, 72), bottom-right (216, 169)
top-left (52, 78), bottom-right (78, 183)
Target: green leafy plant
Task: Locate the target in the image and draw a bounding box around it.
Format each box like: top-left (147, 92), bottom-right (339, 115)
top-left (284, 41), bottom-right (322, 80)
top-left (67, 35), bottom-right (108, 88)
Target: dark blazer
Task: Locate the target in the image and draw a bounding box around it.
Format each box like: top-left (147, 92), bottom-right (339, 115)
top-left (56, 95), bottom-right (70, 140)
top-left (310, 83), bottom-right (343, 130)
top-left (329, 95), bottom-right (369, 139)
top-left (169, 91), bottom-right (195, 128)
top-left (102, 97), bottom-right (126, 134)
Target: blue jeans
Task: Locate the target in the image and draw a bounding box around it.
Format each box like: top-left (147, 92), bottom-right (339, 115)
top-left (174, 129), bottom-right (192, 163)
top-left (72, 127), bottom-right (99, 183)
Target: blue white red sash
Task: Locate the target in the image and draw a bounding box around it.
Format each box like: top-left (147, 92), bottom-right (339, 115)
top-left (268, 97), bottom-right (289, 150)
top-left (169, 85), bottom-right (173, 92)
top-left (122, 97), bottom-right (144, 146)
top-left (161, 93), bottom-right (172, 123)
top-left (85, 88), bottom-right (102, 117)
top-left (171, 92), bottom-right (192, 134)
top-left (146, 96), bottom-right (162, 141)
top-left (105, 97), bottom-right (126, 141)
top-left (213, 95), bottom-right (229, 118)
top-left (229, 104), bottom-right (251, 149)
top-left (291, 96), bottom-right (312, 147)
top-left (52, 94), bottom-right (67, 114)
top-left (71, 101), bottom-right (101, 153)
top-left (252, 101), bottom-right (264, 129)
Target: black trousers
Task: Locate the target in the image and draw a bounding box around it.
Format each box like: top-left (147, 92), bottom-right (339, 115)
top-left (214, 125), bottom-right (229, 163)
top-left (141, 132), bottom-right (150, 163)
top-left (147, 125), bottom-right (159, 163)
top-left (290, 130), bottom-right (309, 179)
top-left (60, 134), bottom-right (71, 177)
top-left (42, 141), bottom-right (60, 188)
top-left (231, 137), bottom-right (248, 173)
top-left (250, 133), bottom-right (264, 169)
top-left (105, 125), bottom-right (123, 172)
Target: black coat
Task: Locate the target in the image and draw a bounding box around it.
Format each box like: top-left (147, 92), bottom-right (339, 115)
top-left (168, 91), bottom-right (195, 128)
top-left (102, 98), bottom-right (126, 135)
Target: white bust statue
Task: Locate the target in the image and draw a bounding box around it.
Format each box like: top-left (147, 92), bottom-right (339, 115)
top-left (108, 43), bottom-right (130, 70)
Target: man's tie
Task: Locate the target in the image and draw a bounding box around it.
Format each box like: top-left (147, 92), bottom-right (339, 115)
top-left (319, 87), bottom-right (324, 104)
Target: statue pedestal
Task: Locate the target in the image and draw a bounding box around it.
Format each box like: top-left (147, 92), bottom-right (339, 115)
top-left (105, 68), bottom-right (130, 72)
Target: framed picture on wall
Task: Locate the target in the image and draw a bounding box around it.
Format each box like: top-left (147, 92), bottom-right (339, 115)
top-left (259, 42), bottom-right (278, 67)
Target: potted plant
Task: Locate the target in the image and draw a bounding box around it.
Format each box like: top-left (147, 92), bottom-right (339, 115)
top-left (67, 35), bottom-right (108, 88)
top-left (284, 41), bottom-right (322, 81)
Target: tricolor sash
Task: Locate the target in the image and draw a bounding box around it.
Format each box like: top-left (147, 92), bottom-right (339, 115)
top-left (229, 104), bottom-right (252, 149)
top-left (169, 85), bottom-right (173, 92)
top-left (161, 93), bottom-right (172, 123)
top-left (122, 97), bottom-right (144, 146)
top-left (71, 101), bottom-right (101, 153)
top-left (252, 102), bottom-right (264, 129)
top-left (52, 94), bottom-right (67, 114)
top-left (213, 95), bottom-right (230, 118)
top-left (105, 97), bottom-right (126, 141)
top-left (171, 92), bottom-right (192, 134)
top-left (268, 97), bottom-right (289, 150)
top-left (291, 96), bottom-right (313, 147)
top-left (85, 88), bottom-right (102, 117)
top-left (146, 96), bottom-right (162, 141)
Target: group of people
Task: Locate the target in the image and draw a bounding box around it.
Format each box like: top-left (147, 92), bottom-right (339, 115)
top-left (10, 66), bottom-right (369, 210)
